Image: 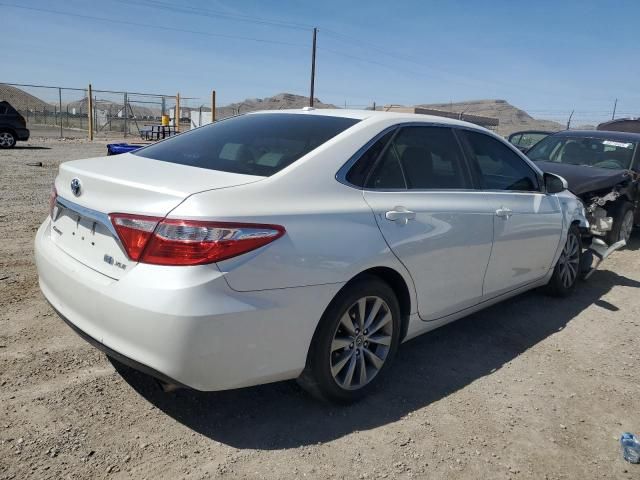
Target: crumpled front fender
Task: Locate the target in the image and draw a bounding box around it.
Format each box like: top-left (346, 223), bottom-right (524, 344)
top-left (556, 190), bottom-right (589, 229)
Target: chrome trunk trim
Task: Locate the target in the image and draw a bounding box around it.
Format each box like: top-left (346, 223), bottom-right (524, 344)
top-left (54, 196), bottom-right (119, 240)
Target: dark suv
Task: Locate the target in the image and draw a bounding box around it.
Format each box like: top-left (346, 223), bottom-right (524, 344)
top-left (0, 101), bottom-right (29, 148)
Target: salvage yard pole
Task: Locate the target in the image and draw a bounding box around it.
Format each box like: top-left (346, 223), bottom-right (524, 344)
top-left (566, 110), bottom-right (574, 130)
top-left (124, 92), bottom-right (128, 138)
top-left (58, 88), bottom-right (63, 139)
top-left (175, 93), bottom-right (180, 132)
top-left (211, 90), bottom-right (216, 123)
top-left (87, 84), bottom-right (94, 141)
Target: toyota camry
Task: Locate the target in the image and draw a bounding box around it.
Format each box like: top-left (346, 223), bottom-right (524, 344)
top-left (35, 109), bottom-right (588, 402)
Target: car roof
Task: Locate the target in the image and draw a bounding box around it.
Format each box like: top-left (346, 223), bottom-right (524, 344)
top-left (248, 108), bottom-right (488, 130)
top-left (548, 129), bottom-right (640, 141)
top-left (509, 130), bottom-right (553, 135)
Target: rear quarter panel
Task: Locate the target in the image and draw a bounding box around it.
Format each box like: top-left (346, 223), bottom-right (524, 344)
top-left (171, 179), bottom-right (415, 303)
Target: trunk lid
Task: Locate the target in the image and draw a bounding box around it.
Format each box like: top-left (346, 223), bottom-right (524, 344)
top-left (51, 153), bottom-right (264, 279)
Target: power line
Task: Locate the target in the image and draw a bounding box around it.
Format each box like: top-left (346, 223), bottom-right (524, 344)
top-left (321, 29), bottom-right (628, 102)
top-left (317, 47), bottom-right (433, 80)
top-left (113, 0), bottom-right (313, 31)
top-left (322, 29), bottom-right (431, 68)
top-left (0, 3), bottom-right (306, 48)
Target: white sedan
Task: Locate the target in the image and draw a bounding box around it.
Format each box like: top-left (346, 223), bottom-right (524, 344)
top-left (35, 109), bottom-right (587, 402)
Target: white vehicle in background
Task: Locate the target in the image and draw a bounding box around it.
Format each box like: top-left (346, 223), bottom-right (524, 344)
top-left (36, 109), bottom-right (590, 403)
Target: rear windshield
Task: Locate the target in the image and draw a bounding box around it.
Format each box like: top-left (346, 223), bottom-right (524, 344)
top-left (0, 102), bottom-right (16, 115)
top-left (134, 113), bottom-right (360, 176)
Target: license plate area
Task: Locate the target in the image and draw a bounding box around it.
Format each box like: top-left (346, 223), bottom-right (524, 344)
top-left (51, 209), bottom-right (132, 278)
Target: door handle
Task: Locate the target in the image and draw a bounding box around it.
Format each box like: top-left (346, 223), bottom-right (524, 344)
top-left (385, 207), bottom-right (416, 225)
top-left (495, 207), bottom-right (513, 218)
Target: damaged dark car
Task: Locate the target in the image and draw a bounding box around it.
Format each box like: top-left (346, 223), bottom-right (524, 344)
top-left (527, 130), bottom-right (640, 245)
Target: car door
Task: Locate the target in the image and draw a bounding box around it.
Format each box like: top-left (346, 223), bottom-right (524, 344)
top-left (459, 129), bottom-right (564, 297)
top-left (357, 125), bottom-right (494, 321)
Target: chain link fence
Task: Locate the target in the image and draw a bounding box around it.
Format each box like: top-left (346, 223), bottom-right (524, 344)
top-left (0, 82), bottom-right (200, 140)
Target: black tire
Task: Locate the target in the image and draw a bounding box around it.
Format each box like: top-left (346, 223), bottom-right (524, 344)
top-left (0, 130), bottom-right (16, 149)
top-left (545, 224), bottom-right (582, 297)
top-left (297, 275), bottom-right (402, 403)
top-left (606, 201), bottom-right (634, 246)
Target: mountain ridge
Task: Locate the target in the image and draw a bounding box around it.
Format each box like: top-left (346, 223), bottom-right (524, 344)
top-left (416, 99), bottom-right (564, 135)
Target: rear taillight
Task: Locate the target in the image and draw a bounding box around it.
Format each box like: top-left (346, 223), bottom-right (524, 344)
top-left (110, 214), bottom-right (285, 266)
top-left (48, 185), bottom-right (57, 218)
top-left (111, 214), bottom-right (162, 261)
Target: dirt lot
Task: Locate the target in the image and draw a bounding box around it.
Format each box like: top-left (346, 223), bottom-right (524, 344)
top-left (1, 138), bottom-right (639, 479)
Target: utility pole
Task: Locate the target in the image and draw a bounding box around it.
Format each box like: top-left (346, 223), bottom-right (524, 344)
top-left (612, 98), bottom-right (618, 120)
top-left (566, 110), bottom-right (574, 130)
top-left (309, 27), bottom-right (317, 107)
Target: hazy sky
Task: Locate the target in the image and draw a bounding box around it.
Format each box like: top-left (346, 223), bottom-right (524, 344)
top-left (4, 0), bottom-right (639, 124)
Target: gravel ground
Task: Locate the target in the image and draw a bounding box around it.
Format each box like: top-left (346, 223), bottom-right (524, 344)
top-left (1, 139), bottom-right (639, 479)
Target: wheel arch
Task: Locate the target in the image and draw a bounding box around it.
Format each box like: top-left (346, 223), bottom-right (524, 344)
top-left (346, 266), bottom-right (413, 341)
top-left (0, 126), bottom-right (17, 137)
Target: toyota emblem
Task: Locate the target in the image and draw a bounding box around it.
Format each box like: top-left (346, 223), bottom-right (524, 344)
top-left (70, 178), bottom-right (82, 197)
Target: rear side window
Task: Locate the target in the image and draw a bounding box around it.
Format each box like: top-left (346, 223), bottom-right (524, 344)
top-left (463, 130), bottom-right (540, 191)
top-left (361, 126), bottom-right (470, 190)
top-left (134, 113), bottom-right (360, 177)
top-left (345, 131), bottom-right (394, 187)
top-left (366, 143), bottom-right (406, 189)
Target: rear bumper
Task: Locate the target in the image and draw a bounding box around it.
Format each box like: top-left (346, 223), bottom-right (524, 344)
top-left (51, 302), bottom-right (190, 388)
top-left (15, 128), bottom-right (30, 141)
top-left (35, 219), bottom-right (343, 391)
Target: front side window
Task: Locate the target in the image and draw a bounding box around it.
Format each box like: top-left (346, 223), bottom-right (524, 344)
top-left (134, 113), bottom-right (360, 177)
top-left (391, 127), bottom-right (469, 189)
top-left (354, 126), bottom-right (470, 190)
top-left (463, 130), bottom-right (540, 191)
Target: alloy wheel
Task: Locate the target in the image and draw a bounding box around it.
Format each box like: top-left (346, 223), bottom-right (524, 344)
top-left (329, 296), bottom-right (393, 391)
top-left (558, 232), bottom-right (580, 288)
top-left (0, 132), bottom-right (15, 148)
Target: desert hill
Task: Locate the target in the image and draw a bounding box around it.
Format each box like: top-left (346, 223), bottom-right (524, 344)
top-left (214, 92), bottom-right (336, 118)
top-left (0, 84), bottom-right (52, 111)
top-left (417, 99), bottom-right (564, 136)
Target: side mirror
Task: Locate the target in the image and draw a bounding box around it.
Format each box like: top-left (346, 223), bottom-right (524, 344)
top-left (544, 172), bottom-right (568, 194)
